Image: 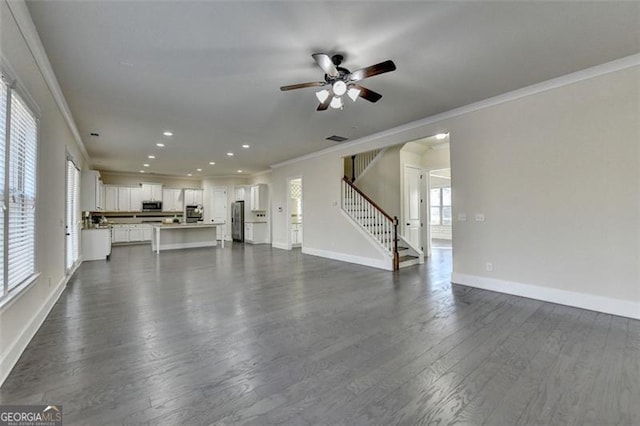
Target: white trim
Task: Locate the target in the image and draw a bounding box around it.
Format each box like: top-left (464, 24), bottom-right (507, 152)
top-left (355, 147), bottom-right (387, 182)
top-left (271, 241), bottom-right (290, 250)
top-left (271, 54), bottom-right (640, 169)
top-left (249, 169), bottom-right (272, 178)
top-left (5, 0), bottom-right (89, 163)
top-left (0, 260), bottom-right (79, 386)
top-left (452, 272), bottom-right (640, 320)
top-left (302, 247), bottom-right (393, 271)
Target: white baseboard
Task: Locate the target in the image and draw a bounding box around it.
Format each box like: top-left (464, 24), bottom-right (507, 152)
top-left (452, 272), bottom-right (640, 320)
top-left (302, 247), bottom-right (393, 271)
top-left (271, 242), bottom-right (290, 250)
top-left (155, 241), bottom-right (217, 252)
top-left (0, 264), bottom-right (78, 386)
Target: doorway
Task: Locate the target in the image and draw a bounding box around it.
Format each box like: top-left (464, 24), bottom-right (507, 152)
top-left (428, 168), bottom-right (452, 251)
top-left (65, 157), bottom-right (80, 272)
top-left (288, 177), bottom-right (302, 248)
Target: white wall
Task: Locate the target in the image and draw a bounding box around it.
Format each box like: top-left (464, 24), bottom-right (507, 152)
top-left (352, 145), bottom-right (402, 218)
top-left (100, 171), bottom-right (202, 189)
top-left (0, 0), bottom-right (88, 384)
top-left (271, 63), bottom-right (640, 318)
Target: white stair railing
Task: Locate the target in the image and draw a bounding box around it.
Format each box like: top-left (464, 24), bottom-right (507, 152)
top-left (342, 177), bottom-right (399, 269)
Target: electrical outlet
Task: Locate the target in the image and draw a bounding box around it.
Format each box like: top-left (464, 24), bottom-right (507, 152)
top-left (458, 213), bottom-right (467, 221)
top-left (475, 213), bottom-right (485, 222)
top-left (486, 262), bottom-right (494, 272)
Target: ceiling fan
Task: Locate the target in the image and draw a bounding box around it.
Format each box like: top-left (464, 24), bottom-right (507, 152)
top-left (280, 53), bottom-right (396, 111)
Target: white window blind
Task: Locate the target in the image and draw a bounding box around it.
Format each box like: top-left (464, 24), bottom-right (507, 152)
top-left (66, 159), bottom-right (79, 270)
top-left (7, 90), bottom-right (37, 291)
top-left (0, 79), bottom-right (7, 290)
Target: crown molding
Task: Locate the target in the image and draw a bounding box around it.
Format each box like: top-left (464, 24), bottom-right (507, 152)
top-left (6, 0), bottom-right (90, 164)
top-left (271, 53), bottom-right (640, 169)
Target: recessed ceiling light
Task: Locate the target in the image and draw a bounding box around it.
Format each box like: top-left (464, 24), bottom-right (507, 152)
top-left (209, 161), bottom-right (215, 165)
top-left (242, 144), bottom-right (250, 149)
top-left (148, 155), bottom-right (155, 159)
top-left (237, 170), bottom-right (243, 173)
top-left (156, 143), bottom-right (165, 147)
top-left (139, 170), bottom-right (145, 173)
top-left (187, 173), bottom-right (192, 176)
top-left (196, 168), bottom-right (202, 172)
top-left (435, 133), bottom-right (448, 140)
top-left (163, 131), bottom-right (173, 137)
top-left (143, 163), bottom-right (149, 167)
top-left (227, 152), bottom-right (234, 156)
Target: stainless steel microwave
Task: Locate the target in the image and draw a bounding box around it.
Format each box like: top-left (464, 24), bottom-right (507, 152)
top-left (142, 201), bottom-right (162, 211)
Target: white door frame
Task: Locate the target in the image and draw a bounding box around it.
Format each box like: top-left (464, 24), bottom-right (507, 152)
top-left (210, 186), bottom-right (228, 241)
top-left (286, 175), bottom-right (302, 250)
top-left (402, 164), bottom-right (424, 255)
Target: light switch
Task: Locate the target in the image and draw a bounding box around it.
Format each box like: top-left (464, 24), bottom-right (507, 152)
top-left (458, 213), bottom-right (467, 221)
top-left (475, 213), bottom-right (485, 222)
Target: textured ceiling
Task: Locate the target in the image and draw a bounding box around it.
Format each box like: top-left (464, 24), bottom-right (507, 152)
top-left (25, 1), bottom-right (640, 177)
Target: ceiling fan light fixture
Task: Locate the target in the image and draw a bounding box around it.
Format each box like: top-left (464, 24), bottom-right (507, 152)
top-left (347, 87), bottom-right (361, 102)
top-left (332, 80), bottom-right (347, 96)
top-left (330, 96), bottom-right (343, 109)
top-left (315, 89), bottom-right (330, 103)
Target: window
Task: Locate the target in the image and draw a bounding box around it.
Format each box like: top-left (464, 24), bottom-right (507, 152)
top-left (1, 74), bottom-right (38, 299)
top-left (430, 187), bottom-right (451, 226)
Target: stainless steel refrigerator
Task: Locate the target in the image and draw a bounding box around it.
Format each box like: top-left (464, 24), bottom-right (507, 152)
top-left (231, 201), bottom-right (244, 242)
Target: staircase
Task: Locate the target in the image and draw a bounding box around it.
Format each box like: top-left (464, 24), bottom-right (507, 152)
top-left (341, 177), bottom-right (423, 270)
top-left (348, 148), bottom-right (385, 183)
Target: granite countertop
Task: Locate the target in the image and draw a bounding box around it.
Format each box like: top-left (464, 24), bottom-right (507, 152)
top-left (153, 223), bottom-right (225, 229)
top-left (245, 221), bottom-right (267, 224)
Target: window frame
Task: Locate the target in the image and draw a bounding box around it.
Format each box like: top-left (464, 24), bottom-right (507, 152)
top-left (0, 70), bottom-right (40, 306)
top-left (430, 186), bottom-right (452, 226)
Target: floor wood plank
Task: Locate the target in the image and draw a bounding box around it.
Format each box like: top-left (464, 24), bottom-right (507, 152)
top-left (0, 243), bottom-right (638, 425)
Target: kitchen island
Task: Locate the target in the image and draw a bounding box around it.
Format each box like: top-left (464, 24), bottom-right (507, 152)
top-left (152, 223), bottom-right (225, 254)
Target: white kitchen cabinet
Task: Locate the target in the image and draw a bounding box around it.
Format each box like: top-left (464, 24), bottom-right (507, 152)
top-left (244, 223), bottom-right (253, 242)
top-left (81, 228), bottom-right (112, 261)
top-left (245, 222), bottom-right (268, 244)
top-left (80, 170), bottom-right (104, 211)
top-left (142, 225), bottom-right (153, 241)
top-left (112, 226), bottom-right (129, 243)
top-left (250, 184), bottom-right (268, 211)
top-left (184, 189), bottom-right (203, 206)
top-left (291, 223), bottom-right (303, 246)
top-left (128, 225), bottom-right (144, 242)
top-left (141, 183), bottom-right (163, 201)
top-left (162, 188), bottom-right (184, 212)
top-left (130, 187), bottom-right (143, 212)
top-left (117, 187), bottom-right (131, 211)
top-left (104, 186), bottom-right (118, 211)
top-left (235, 186), bottom-right (246, 201)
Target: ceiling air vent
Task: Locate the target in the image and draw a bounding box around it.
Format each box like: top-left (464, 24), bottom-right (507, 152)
top-left (326, 135), bottom-right (349, 142)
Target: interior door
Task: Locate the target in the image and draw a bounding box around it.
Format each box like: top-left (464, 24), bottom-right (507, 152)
top-left (212, 187), bottom-right (227, 240)
top-left (403, 165), bottom-right (422, 248)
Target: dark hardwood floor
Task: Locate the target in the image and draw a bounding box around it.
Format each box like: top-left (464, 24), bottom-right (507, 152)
top-left (1, 243), bottom-right (638, 425)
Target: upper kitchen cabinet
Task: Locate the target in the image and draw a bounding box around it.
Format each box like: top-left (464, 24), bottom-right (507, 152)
top-left (162, 188), bottom-right (183, 212)
top-left (104, 185), bottom-right (118, 211)
top-left (235, 186), bottom-right (246, 201)
top-left (141, 183), bottom-right (163, 201)
top-left (104, 185), bottom-right (143, 211)
top-left (250, 184), bottom-right (268, 211)
top-left (80, 170), bottom-right (104, 211)
top-left (184, 189), bottom-right (203, 206)
top-left (129, 187), bottom-right (143, 211)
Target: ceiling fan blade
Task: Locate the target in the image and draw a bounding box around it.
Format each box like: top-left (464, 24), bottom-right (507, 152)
top-left (349, 60), bottom-right (396, 82)
top-left (317, 96), bottom-right (332, 111)
top-left (280, 81), bottom-right (325, 91)
top-left (352, 84), bottom-right (382, 103)
top-left (312, 53), bottom-right (339, 77)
